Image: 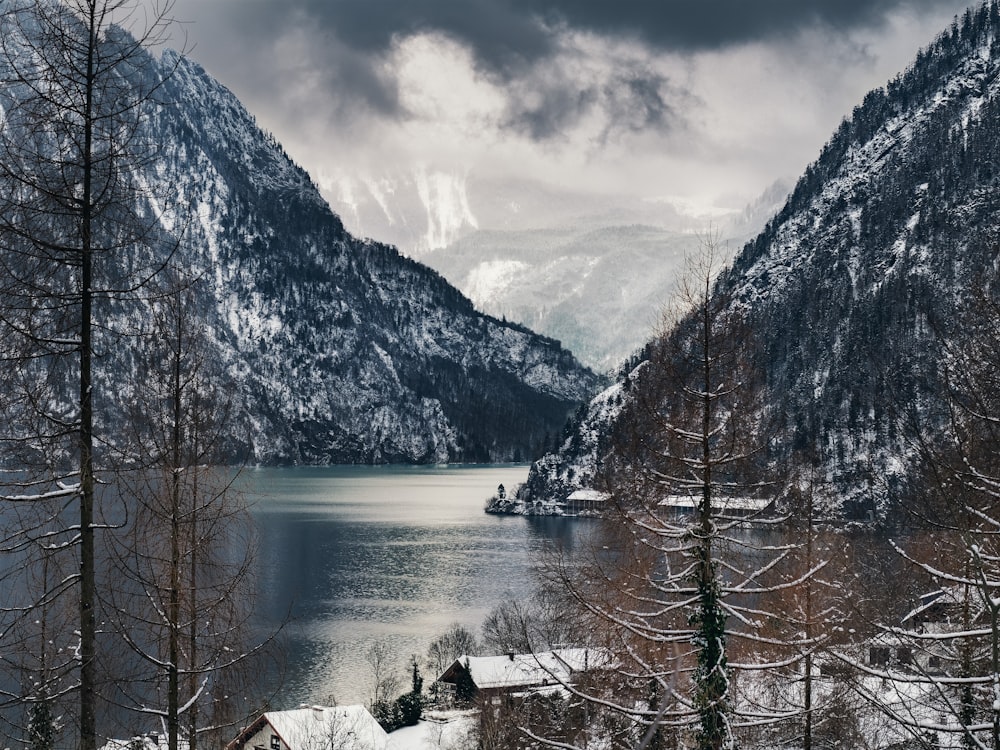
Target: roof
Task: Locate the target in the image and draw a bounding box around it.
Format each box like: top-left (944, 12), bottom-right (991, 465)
top-left (228, 705), bottom-right (388, 750)
top-left (438, 648), bottom-right (611, 691)
top-left (101, 736), bottom-right (188, 750)
top-left (901, 585), bottom-right (990, 626)
top-left (565, 490), bottom-right (608, 502)
top-left (659, 495), bottom-right (773, 513)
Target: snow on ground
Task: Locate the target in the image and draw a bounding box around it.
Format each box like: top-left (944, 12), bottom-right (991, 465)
top-left (387, 711), bottom-right (476, 750)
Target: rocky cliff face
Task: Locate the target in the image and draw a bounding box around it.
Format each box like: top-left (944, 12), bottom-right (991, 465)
top-left (0, 28), bottom-right (599, 466)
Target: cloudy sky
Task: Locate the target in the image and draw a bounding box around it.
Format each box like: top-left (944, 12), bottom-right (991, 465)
top-left (168, 0), bottom-right (974, 241)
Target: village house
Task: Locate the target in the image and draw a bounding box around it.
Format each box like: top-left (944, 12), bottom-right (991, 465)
top-left (660, 494), bottom-right (775, 519)
top-left (562, 489), bottom-right (607, 516)
top-left (847, 587), bottom-right (982, 676)
top-left (226, 705), bottom-right (387, 750)
top-left (435, 648), bottom-right (611, 701)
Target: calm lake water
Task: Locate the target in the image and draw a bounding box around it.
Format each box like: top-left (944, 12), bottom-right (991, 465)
top-left (245, 465), bottom-right (589, 708)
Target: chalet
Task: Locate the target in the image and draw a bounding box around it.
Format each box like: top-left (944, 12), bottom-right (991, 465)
top-left (226, 706), bottom-right (387, 750)
top-left (436, 648), bottom-right (611, 700)
top-left (851, 587), bottom-right (988, 676)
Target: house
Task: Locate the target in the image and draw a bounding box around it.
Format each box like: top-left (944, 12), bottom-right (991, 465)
top-left (436, 648), bottom-right (611, 700)
top-left (226, 706), bottom-right (388, 750)
top-left (562, 489), bottom-right (607, 515)
top-left (659, 494), bottom-right (775, 519)
top-left (901, 586), bottom-right (980, 631)
top-left (845, 587), bottom-right (987, 677)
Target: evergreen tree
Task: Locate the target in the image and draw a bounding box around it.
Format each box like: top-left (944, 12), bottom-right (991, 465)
top-left (395, 658), bottom-right (424, 727)
top-left (455, 659), bottom-right (478, 704)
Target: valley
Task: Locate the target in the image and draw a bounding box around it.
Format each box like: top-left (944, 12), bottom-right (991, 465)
top-left (3, 1), bottom-right (1000, 749)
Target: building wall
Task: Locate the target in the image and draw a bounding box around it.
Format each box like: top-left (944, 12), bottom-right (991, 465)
top-left (239, 724), bottom-right (285, 750)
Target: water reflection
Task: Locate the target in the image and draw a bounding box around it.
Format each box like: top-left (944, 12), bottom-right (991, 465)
top-left (244, 465), bottom-right (590, 708)
top-left (525, 515), bottom-right (597, 554)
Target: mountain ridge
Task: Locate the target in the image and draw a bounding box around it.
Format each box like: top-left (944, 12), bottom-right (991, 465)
top-left (167, 53), bottom-right (602, 463)
top-left (34, 42), bottom-right (601, 466)
top-left (514, 1), bottom-right (1000, 516)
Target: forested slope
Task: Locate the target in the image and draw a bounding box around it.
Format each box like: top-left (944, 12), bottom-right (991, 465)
top-left (520, 2), bottom-right (1000, 517)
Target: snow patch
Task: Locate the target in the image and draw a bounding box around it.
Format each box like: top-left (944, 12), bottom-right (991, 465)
top-left (414, 168), bottom-right (478, 251)
top-left (463, 260), bottom-right (529, 307)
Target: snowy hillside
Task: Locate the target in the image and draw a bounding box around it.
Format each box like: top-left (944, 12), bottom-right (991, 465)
top-left (0, 29), bottom-right (600, 466)
top-left (147, 54), bottom-right (602, 463)
top-left (518, 2), bottom-right (1000, 515)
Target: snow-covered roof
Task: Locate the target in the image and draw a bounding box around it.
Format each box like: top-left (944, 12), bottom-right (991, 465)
top-left (901, 585), bottom-right (989, 626)
top-left (565, 489), bottom-right (607, 502)
top-left (659, 495), bottom-right (773, 513)
top-left (439, 648), bottom-right (611, 691)
top-left (229, 705), bottom-right (387, 750)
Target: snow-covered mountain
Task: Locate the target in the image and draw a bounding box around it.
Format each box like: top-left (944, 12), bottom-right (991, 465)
top-left (322, 162), bottom-right (789, 373)
top-left (150, 55), bottom-right (603, 463)
top-left (320, 169), bottom-right (480, 256)
top-left (0, 27), bottom-right (600, 465)
top-left (420, 183), bottom-right (789, 373)
top-left (518, 2), bottom-right (1000, 515)
top-left (320, 171), bottom-right (744, 259)
top-left (424, 226), bottom-right (693, 373)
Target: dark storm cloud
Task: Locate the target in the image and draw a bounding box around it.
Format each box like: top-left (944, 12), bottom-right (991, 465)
top-left (509, 0), bottom-right (967, 52)
top-left (176, 0), bottom-right (970, 140)
top-left (218, 0), bottom-right (969, 73)
top-left (219, 0), bottom-right (553, 81)
top-left (502, 68), bottom-right (689, 144)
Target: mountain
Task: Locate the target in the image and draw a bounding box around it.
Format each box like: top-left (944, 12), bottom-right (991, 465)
top-left (516, 2), bottom-right (1000, 516)
top-left (0, 26), bottom-right (600, 466)
top-left (424, 226), bottom-right (692, 373)
top-left (321, 171), bottom-right (747, 259)
top-left (419, 183), bottom-right (789, 373)
top-left (320, 169), bottom-right (480, 256)
top-left (152, 54), bottom-right (604, 463)
top-left (322, 162), bottom-right (790, 373)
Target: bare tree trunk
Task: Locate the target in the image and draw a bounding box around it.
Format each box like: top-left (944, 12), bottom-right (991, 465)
top-left (79, 7), bottom-right (98, 749)
top-left (168, 299), bottom-right (185, 750)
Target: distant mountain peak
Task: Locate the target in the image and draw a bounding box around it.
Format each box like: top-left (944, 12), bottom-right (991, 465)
top-left (319, 168), bottom-right (479, 255)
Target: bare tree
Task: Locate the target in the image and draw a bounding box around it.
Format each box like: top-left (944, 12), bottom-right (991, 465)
top-left (542, 237), bottom-right (830, 750)
top-left (732, 461), bottom-right (859, 750)
top-left (426, 624), bottom-right (480, 682)
top-left (99, 277), bottom-right (268, 750)
top-left (365, 641), bottom-right (401, 713)
top-left (856, 284), bottom-right (1000, 749)
top-left (0, 3), bottom-right (181, 748)
top-left (480, 595), bottom-right (577, 656)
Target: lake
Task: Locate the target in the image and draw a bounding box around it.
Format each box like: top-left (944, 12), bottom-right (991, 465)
top-left (245, 465), bottom-right (588, 708)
